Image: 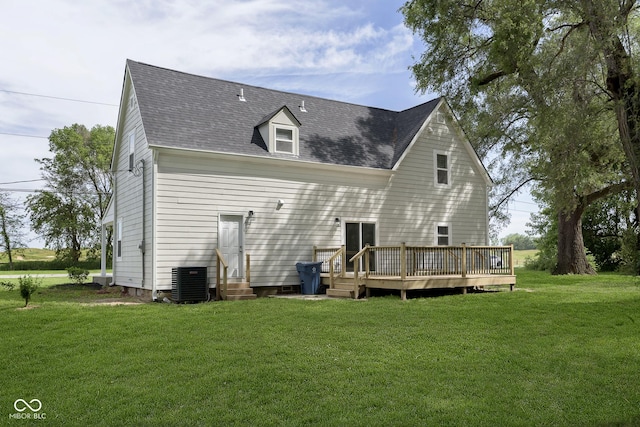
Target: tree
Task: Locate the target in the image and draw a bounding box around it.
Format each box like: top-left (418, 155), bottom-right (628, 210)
top-left (0, 192), bottom-right (27, 270)
top-left (402, 0), bottom-right (639, 274)
top-left (27, 124), bottom-right (114, 263)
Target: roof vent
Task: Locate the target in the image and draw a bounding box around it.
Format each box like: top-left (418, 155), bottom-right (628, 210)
top-left (299, 100), bottom-right (307, 112)
top-left (238, 88), bottom-right (246, 102)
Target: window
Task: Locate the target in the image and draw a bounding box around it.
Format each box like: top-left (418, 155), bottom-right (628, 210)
top-left (128, 133), bottom-right (135, 172)
top-left (116, 219), bottom-right (123, 260)
top-left (275, 127), bottom-right (294, 154)
top-left (435, 152), bottom-right (450, 186)
top-left (436, 224), bottom-right (450, 246)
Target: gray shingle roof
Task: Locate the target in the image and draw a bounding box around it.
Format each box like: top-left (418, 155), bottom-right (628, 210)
top-left (127, 60), bottom-right (440, 169)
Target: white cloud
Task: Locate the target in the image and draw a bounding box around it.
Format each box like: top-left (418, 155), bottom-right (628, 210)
top-left (0, 0), bottom-right (427, 247)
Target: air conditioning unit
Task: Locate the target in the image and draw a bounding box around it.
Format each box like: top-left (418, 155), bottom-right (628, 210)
top-left (171, 267), bottom-right (208, 303)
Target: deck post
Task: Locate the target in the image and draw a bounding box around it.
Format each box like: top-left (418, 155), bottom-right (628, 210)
top-left (364, 244), bottom-right (370, 278)
top-left (461, 243), bottom-right (467, 278)
top-left (216, 257), bottom-right (221, 301)
top-left (400, 288), bottom-right (407, 301)
top-left (246, 253), bottom-right (251, 286)
top-left (400, 242), bottom-right (407, 280)
top-left (340, 245), bottom-right (346, 278)
top-left (509, 244), bottom-right (515, 275)
top-left (353, 267), bottom-right (359, 299)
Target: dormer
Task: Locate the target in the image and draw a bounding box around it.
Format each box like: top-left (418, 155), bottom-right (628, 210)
top-left (257, 106), bottom-right (301, 155)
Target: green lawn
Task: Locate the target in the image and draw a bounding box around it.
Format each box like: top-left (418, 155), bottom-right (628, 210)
top-left (513, 249), bottom-right (537, 267)
top-left (1, 270), bottom-right (639, 426)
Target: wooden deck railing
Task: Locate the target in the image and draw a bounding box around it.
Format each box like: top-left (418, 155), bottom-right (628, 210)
top-left (314, 244), bottom-right (515, 280)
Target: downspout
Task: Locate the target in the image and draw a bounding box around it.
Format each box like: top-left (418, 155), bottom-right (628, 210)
top-left (137, 159), bottom-right (146, 291)
top-left (112, 173), bottom-right (118, 285)
top-left (151, 152), bottom-right (158, 302)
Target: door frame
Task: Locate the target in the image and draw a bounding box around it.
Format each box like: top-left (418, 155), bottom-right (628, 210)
top-left (218, 213), bottom-right (245, 280)
top-left (343, 220), bottom-right (378, 272)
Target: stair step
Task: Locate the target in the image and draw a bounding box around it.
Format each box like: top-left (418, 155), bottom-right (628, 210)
top-left (327, 288), bottom-right (354, 299)
top-left (226, 288), bottom-right (255, 296)
top-left (226, 282), bottom-right (251, 289)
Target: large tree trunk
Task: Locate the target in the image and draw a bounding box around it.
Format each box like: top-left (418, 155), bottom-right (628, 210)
top-left (554, 205), bottom-right (596, 275)
top-left (584, 0), bottom-right (640, 272)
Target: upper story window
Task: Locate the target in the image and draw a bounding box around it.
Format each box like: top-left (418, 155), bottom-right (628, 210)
top-left (128, 132), bottom-right (135, 172)
top-left (434, 151), bottom-right (450, 187)
top-left (116, 218), bottom-right (123, 261)
top-left (275, 126), bottom-right (295, 154)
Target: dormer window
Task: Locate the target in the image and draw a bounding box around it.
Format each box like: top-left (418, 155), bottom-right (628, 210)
top-left (257, 105), bottom-right (301, 156)
top-left (275, 126), bottom-right (295, 154)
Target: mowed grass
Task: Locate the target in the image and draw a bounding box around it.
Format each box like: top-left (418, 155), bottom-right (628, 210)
top-left (513, 249), bottom-right (537, 267)
top-left (1, 271), bottom-right (639, 426)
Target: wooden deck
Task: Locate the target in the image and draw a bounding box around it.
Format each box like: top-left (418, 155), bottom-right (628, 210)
top-left (321, 273), bottom-right (516, 300)
top-left (314, 244), bottom-right (516, 300)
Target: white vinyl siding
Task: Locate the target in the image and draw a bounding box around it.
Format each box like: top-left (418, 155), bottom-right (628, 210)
top-left (152, 109), bottom-right (488, 290)
top-left (111, 75), bottom-right (154, 289)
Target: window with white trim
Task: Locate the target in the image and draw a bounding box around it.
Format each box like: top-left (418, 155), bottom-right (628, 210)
top-left (434, 151), bottom-right (450, 186)
top-left (435, 224), bottom-right (451, 246)
top-left (116, 218), bottom-right (123, 260)
top-left (128, 132), bottom-right (135, 172)
top-left (275, 126), bottom-right (295, 154)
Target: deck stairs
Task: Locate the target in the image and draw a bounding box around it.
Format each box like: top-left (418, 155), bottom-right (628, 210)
top-left (223, 282), bottom-right (257, 301)
top-left (324, 277), bottom-right (365, 299)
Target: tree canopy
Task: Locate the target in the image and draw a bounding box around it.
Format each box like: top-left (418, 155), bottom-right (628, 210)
top-left (27, 124), bottom-right (114, 262)
top-left (402, 0), bottom-right (640, 273)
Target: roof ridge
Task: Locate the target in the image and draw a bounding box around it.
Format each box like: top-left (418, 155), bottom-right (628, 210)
top-left (126, 59), bottom-right (406, 113)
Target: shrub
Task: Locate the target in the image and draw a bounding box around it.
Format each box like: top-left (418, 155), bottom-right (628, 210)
top-left (0, 280), bottom-right (15, 291)
top-left (19, 275), bottom-right (41, 307)
top-left (67, 267), bottom-right (90, 285)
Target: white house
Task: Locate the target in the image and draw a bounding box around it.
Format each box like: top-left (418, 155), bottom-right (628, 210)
top-left (101, 60), bottom-right (496, 301)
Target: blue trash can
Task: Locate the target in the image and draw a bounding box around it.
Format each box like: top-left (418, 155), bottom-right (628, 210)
top-left (295, 261), bottom-right (323, 295)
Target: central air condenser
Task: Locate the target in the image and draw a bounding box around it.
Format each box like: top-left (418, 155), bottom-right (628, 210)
top-left (171, 267), bottom-right (208, 303)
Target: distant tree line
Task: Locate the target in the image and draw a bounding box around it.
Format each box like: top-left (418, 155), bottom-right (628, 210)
top-left (0, 124), bottom-right (114, 269)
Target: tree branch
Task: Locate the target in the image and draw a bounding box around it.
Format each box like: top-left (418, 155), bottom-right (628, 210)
top-left (472, 69), bottom-right (508, 87)
top-left (583, 180), bottom-right (633, 206)
top-left (490, 176), bottom-right (541, 212)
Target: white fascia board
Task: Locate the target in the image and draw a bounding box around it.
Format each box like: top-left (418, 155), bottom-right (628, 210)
top-left (110, 64), bottom-right (131, 174)
top-left (149, 145), bottom-right (394, 178)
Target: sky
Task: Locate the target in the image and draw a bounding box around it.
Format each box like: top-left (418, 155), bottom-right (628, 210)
top-left (0, 0), bottom-right (537, 248)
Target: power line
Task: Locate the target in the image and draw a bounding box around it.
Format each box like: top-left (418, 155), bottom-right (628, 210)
top-left (0, 89), bottom-right (118, 107)
top-left (0, 179), bottom-right (44, 185)
top-left (0, 131), bottom-right (48, 139)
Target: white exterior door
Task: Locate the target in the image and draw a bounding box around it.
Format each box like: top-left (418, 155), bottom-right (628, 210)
top-left (219, 215), bottom-right (243, 278)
